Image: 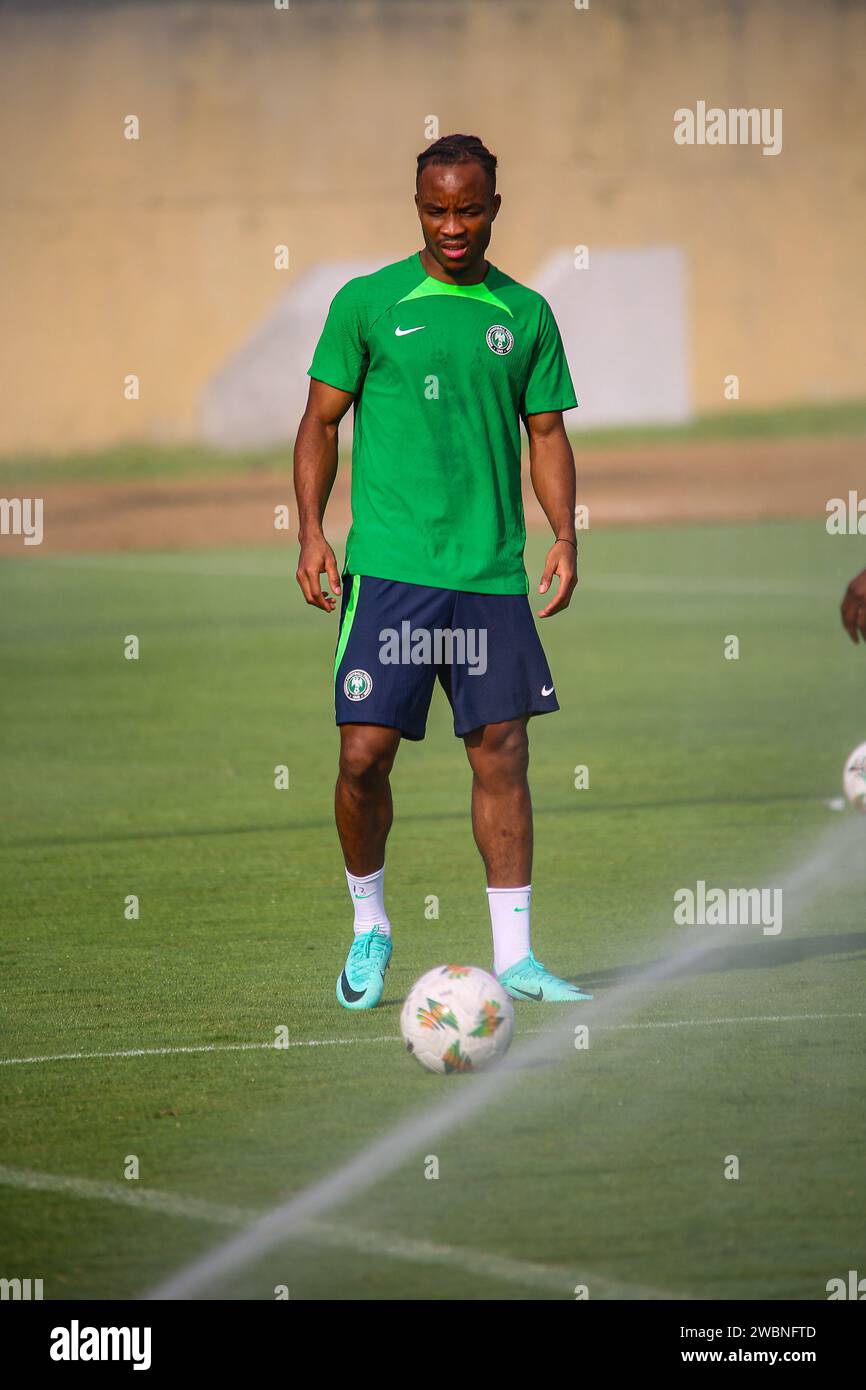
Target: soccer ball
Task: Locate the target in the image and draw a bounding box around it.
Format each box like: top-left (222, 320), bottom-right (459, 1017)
top-left (843, 741), bottom-right (866, 812)
top-left (400, 964), bottom-right (514, 1075)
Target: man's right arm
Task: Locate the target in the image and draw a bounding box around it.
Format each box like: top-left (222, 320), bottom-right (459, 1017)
top-left (293, 377), bottom-right (356, 613)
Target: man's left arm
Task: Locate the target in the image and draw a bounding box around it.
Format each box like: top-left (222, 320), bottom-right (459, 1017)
top-left (525, 409), bottom-right (578, 618)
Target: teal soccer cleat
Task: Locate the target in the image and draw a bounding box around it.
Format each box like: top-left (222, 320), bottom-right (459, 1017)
top-left (336, 925), bottom-right (392, 1010)
top-left (497, 950), bottom-right (593, 1003)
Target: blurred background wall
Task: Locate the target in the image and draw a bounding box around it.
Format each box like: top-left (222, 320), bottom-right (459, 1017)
top-left (1, 0), bottom-right (865, 455)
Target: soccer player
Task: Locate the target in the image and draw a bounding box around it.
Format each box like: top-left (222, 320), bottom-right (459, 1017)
top-left (841, 568), bottom-right (866, 643)
top-left (294, 133), bottom-right (592, 1010)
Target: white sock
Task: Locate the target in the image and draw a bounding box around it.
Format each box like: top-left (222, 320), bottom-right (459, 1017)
top-left (487, 884), bottom-right (531, 975)
top-left (346, 866), bottom-right (391, 937)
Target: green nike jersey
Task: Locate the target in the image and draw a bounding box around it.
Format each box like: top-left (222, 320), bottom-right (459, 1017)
top-left (307, 251), bottom-right (577, 594)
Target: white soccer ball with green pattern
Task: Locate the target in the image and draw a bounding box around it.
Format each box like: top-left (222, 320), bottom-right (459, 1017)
top-left (400, 964), bottom-right (514, 1074)
top-left (843, 741), bottom-right (866, 812)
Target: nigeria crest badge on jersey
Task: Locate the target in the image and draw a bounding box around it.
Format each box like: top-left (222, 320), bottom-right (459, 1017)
top-left (486, 324), bottom-right (514, 355)
top-left (344, 669), bottom-right (373, 701)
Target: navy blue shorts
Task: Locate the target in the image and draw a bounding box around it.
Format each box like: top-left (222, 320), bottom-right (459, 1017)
top-left (333, 573), bottom-right (560, 741)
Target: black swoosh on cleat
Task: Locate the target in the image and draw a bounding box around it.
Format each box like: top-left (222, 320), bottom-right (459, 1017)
top-left (512, 987), bottom-right (544, 1001)
top-left (339, 971), bottom-right (367, 1003)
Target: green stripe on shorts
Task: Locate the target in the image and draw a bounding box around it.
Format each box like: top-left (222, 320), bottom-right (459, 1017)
top-left (333, 574), bottom-right (361, 686)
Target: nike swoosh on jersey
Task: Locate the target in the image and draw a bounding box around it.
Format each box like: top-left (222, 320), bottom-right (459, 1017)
top-left (541, 684), bottom-right (555, 696)
top-left (394, 326), bottom-right (425, 336)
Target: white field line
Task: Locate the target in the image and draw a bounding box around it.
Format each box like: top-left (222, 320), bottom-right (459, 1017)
top-left (23, 553), bottom-right (821, 598)
top-left (584, 573), bottom-right (819, 597)
top-left (0, 1164), bottom-right (676, 1301)
top-left (0, 1038), bottom-right (396, 1066)
top-left (3, 1012), bottom-right (863, 1068)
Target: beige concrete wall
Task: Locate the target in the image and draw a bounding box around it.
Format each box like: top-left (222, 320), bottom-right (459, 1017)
top-left (2, 0), bottom-right (864, 455)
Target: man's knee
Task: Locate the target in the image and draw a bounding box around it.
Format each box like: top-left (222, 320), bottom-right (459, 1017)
top-left (338, 727), bottom-right (399, 791)
top-left (466, 719), bottom-right (529, 780)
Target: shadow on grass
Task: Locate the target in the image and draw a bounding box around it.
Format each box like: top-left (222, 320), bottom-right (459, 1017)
top-left (573, 930), bottom-right (866, 990)
top-left (5, 790), bottom-right (831, 851)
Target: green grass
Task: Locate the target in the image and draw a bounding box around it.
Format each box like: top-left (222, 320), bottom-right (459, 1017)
top-left (2, 397), bottom-right (865, 484)
top-left (0, 520), bottom-right (864, 1300)
top-left (0, 442), bottom-right (298, 485)
top-left (567, 397), bottom-right (866, 449)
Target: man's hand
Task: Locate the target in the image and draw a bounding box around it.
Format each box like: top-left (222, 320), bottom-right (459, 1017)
top-left (841, 567), bottom-right (866, 644)
top-left (538, 539), bottom-right (577, 618)
top-left (296, 533), bottom-right (342, 612)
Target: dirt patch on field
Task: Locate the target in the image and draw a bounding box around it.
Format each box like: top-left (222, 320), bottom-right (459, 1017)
top-left (1, 436), bottom-right (862, 554)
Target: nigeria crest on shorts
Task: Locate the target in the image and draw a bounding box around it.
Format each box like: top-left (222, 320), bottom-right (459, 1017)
top-left (344, 669), bottom-right (373, 701)
top-left (486, 323), bottom-right (514, 355)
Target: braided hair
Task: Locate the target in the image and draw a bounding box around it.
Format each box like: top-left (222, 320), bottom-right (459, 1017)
top-left (416, 134), bottom-right (498, 195)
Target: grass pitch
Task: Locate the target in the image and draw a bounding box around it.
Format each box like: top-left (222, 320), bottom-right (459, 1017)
top-left (1, 520), bottom-right (864, 1300)
top-left (1, 398), bottom-right (864, 484)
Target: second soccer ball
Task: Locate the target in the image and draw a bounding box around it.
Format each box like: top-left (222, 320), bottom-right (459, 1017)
top-left (843, 740), bottom-right (866, 812)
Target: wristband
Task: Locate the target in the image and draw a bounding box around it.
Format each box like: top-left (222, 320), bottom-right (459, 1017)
top-left (555, 537), bottom-right (577, 549)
